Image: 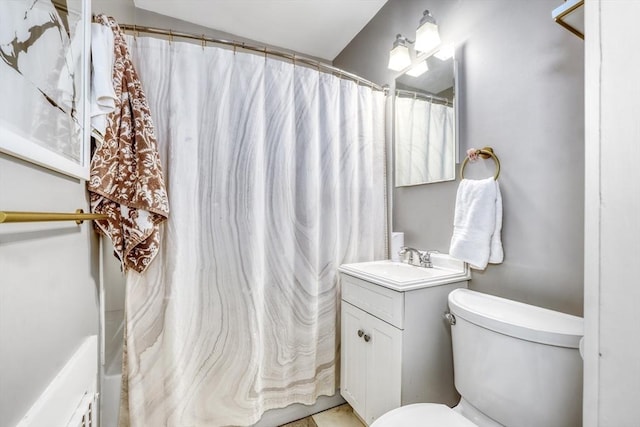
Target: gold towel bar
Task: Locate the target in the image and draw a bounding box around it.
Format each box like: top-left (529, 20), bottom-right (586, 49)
top-left (0, 209), bottom-right (108, 225)
top-left (460, 147), bottom-right (501, 180)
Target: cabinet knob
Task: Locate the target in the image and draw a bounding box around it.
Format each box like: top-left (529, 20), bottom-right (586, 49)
top-left (364, 334), bottom-right (371, 342)
top-left (357, 329), bottom-right (364, 337)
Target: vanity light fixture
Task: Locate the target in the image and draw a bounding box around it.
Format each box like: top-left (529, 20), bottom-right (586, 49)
top-left (414, 10), bottom-right (441, 53)
top-left (388, 10), bottom-right (443, 72)
top-left (406, 60), bottom-right (429, 77)
top-left (388, 34), bottom-right (412, 71)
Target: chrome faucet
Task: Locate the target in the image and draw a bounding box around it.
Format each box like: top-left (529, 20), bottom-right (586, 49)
top-left (398, 246), bottom-right (434, 268)
top-left (399, 246), bottom-right (421, 265)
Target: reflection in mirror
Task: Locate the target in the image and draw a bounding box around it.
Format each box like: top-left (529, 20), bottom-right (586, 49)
top-left (394, 47), bottom-right (457, 186)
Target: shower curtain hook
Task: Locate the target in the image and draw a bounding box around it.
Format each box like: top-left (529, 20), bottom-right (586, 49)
top-left (292, 53), bottom-right (296, 67)
top-left (169, 29), bottom-right (173, 44)
top-left (132, 24), bottom-right (137, 40)
top-left (201, 34), bottom-right (206, 50)
top-left (233, 44), bottom-right (237, 55)
top-left (263, 47), bottom-right (268, 61)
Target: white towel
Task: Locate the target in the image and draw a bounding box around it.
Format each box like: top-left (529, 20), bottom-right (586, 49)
top-left (489, 182), bottom-right (504, 264)
top-left (90, 23), bottom-right (117, 137)
top-left (449, 177), bottom-right (504, 270)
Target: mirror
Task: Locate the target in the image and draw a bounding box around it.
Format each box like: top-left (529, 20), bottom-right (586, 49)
top-left (394, 47), bottom-right (458, 186)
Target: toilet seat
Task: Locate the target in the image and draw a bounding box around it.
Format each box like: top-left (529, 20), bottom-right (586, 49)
top-left (371, 403), bottom-right (477, 427)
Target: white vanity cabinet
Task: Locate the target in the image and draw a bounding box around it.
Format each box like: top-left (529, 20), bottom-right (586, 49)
top-left (341, 298), bottom-right (403, 424)
top-left (339, 259), bottom-right (469, 426)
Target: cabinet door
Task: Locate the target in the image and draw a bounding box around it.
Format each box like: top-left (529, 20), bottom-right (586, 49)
top-left (341, 301), bottom-right (368, 418)
top-left (364, 312), bottom-right (403, 425)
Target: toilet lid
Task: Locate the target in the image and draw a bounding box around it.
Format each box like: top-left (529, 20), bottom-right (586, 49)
top-left (371, 403), bottom-right (477, 427)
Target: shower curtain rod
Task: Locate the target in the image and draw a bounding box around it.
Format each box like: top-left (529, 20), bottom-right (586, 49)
top-left (395, 89), bottom-right (451, 105)
top-left (114, 23), bottom-right (386, 92)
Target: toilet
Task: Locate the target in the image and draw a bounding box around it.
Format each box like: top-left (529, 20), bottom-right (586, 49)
top-left (371, 288), bottom-right (584, 427)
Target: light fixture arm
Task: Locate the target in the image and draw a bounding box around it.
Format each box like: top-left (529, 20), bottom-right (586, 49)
top-left (392, 33), bottom-right (414, 47)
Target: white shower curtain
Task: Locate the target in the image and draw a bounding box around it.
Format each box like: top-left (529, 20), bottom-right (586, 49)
top-left (395, 96), bottom-right (454, 185)
top-left (121, 37), bottom-right (386, 426)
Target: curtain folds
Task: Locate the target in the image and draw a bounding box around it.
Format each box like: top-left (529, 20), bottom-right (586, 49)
top-left (395, 96), bottom-right (454, 185)
top-left (121, 37), bottom-right (386, 426)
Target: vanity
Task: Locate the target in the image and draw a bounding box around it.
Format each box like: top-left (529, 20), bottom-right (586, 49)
top-left (338, 254), bottom-right (470, 425)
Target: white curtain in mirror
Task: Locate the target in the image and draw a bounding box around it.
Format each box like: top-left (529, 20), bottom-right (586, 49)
top-left (122, 36), bottom-right (386, 426)
top-left (395, 96), bottom-right (454, 186)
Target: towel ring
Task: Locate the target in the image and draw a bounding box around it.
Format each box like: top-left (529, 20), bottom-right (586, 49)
top-left (460, 147), bottom-right (501, 180)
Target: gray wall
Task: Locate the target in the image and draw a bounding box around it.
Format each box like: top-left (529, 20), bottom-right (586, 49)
top-left (335, 0), bottom-right (585, 315)
top-left (0, 154), bottom-right (99, 426)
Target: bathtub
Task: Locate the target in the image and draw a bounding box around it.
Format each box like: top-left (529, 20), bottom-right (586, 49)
top-left (100, 309), bottom-right (124, 427)
top-left (100, 237), bottom-right (126, 427)
top-left (98, 239), bottom-right (344, 426)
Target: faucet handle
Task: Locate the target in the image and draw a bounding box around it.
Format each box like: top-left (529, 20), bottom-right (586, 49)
top-left (418, 250), bottom-right (434, 268)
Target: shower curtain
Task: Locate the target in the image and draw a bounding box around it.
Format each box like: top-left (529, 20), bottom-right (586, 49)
top-left (395, 96), bottom-right (454, 185)
top-left (121, 36), bottom-right (386, 426)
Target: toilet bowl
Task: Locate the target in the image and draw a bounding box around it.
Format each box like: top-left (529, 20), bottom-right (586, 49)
top-left (372, 403), bottom-right (476, 427)
top-left (371, 289), bottom-right (583, 427)
top-left (371, 398), bottom-right (503, 427)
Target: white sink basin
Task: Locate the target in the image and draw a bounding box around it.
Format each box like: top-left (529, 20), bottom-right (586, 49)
top-left (339, 254), bottom-right (470, 291)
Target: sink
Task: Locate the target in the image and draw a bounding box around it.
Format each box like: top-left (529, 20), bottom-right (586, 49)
top-left (339, 254), bottom-right (470, 291)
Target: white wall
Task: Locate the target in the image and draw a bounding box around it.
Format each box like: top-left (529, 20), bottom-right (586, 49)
top-left (334, 0), bottom-right (585, 316)
top-left (92, 0), bottom-right (322, 60)
top-left (0, 154), bottom-right (99, 427)
top-left (584, 1), bottom-right (640, 425)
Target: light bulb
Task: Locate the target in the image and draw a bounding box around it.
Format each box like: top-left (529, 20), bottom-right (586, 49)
top-left (388, 35), bottom-right (411, 71)
top-left (415, 10), bottom-right (441, 53)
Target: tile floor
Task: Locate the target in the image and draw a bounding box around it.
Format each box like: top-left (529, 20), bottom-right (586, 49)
top-left (280, 404), bottom-right (365, 427)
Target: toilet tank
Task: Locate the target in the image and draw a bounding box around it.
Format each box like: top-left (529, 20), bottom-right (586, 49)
top-left (448, 289), bottom-right (583, 427)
